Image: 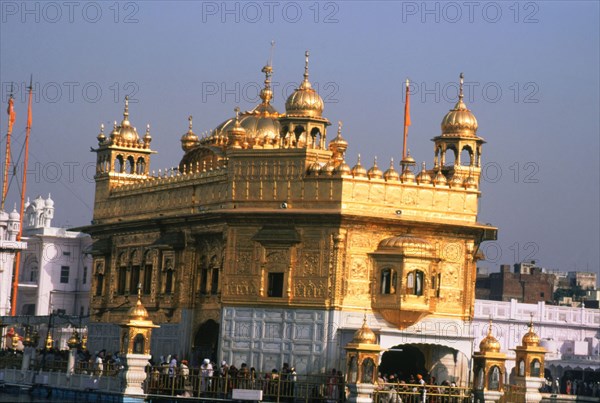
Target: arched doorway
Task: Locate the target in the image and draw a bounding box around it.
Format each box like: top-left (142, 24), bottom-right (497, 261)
top-left (379, 345), bottom-right (427, 382)
top-left (192, 320), bottom-right (219, 367)
top-left (379, 343), bottom-right (468, 385)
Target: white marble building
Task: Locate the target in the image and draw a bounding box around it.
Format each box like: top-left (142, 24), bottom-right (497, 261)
top-left (0, 206), bottom-right (27, 316)
top-left (16, 195), bottom-right (92, 318)
top-left (472, 299), bottom-right (600, 386)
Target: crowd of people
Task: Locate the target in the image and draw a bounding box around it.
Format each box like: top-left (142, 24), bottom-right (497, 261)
top-left (144, 356), bottom-right (345, 401)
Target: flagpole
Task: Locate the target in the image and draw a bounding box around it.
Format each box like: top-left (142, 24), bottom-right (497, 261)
top-left (10, 76), bottom-right (32, 316)
top-left (2, 84), bottom-right (15, 210)
top-left (402, 79), bottom-right (411, 159)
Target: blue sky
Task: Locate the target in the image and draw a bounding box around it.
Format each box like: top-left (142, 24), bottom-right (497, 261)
top-left (1, 1), bottom-right (598, 277)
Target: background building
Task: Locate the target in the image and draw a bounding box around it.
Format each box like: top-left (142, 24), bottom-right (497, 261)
top-left (0, 207), bottom-right (27, 316)
top-left (16, 195), bottom-right (92, 317)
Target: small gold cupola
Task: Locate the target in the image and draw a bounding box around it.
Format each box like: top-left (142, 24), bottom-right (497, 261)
top-left (440, 73), bottom-right (478, 137)
top-left (285, 51), bottom-right (325, 118)
top-left (181, 115), bottom-right (199, 152)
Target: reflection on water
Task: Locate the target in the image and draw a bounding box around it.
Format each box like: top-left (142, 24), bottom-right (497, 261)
top-left (0, 388), bottom-right (118, 403)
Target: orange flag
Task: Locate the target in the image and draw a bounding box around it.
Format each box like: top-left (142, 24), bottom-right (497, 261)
top-left (404, 79), bottom-right (411, 127)
top-left (402, 79), bottom-right (411, 159)
top-left (26, 82), bottom-right (32, 129)
top-left (7, 96), bottom-right (15, 133)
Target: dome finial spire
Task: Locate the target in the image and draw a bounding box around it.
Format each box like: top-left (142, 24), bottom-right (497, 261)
top-left (299, 50), bottom-right (312, 89)
top-left (188, 115), bottom-right (193, 130)
top-left (260, 42), bottom-right (275, 104)
top-left (459, 72), bottom-right (464, 101)
top-left (124, 95), bottom-right (129, 119)
top-left (337, 121), bottom-right (342, 136)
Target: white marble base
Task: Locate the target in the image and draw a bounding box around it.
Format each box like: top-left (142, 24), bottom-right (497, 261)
top-left (122, 353), bottom-right (151, 396)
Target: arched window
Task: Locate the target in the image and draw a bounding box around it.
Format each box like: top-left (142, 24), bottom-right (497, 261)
top-left (360, 358), bottom-right (375, 384)
top-left (199, 256), bottom-right (209, 295)
top-left (518, 360), bottom-right (525, 376)
top-left (488, 366), bottom-right (500, 390)
top-left (118, 266), bottom-right (127, 295)
top-left (476, 367), bottom-right (484, 390)
top-left (460, 146), bottom-right (473, 166)
top-left (126, 156), bottom-right (135, 174)
top-left (347, 356), bottom-right (358, 384)
top-left (210, 256), bottom-right (220, 295)
top-left (143, 251), bottom-right (154, 295)
top-left (444, 147), bottom-right (457, 166)
top-left (407, 270), bottom-right (424, 296)
top-left (164, 258), bottom-right (174, 294)
top-left (95, 262), bottom-right (104, 296)
top-left (114, 155), bottom-right (123, 173)
top-left (133, 334), bottom-right (145, 354)
top-left (530, 359), bottom-right (541, 377)
top-left (380, 268), bottom-right (397, 294)
top-left (136, 157), bottom-right (146, 174)
top-left (129, 265), bottom-right (140, 294)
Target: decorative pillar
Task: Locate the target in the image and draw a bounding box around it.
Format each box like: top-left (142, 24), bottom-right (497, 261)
top-left (344, 316), bottom-right (381, 403)
top-left (119, 286), bottom-right (159, 397)
top-left (512, 319), bottom-right (546, 403)
top-left (66, 330), bottom-right (81, 377)
top-left (472, 320), bottom-right (507, 403)
top-left (21, 327), bottom-right (36, 373)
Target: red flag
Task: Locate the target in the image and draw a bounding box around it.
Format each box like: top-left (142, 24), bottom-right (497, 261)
top-left (7, 96), bottom-right (15, 133)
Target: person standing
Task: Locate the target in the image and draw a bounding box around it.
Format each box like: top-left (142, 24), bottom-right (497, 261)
top-left (200, 358), bottom-right (214, 394)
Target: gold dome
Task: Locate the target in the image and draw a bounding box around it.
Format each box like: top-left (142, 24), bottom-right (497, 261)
top-left (329, 121), bottom-right (348, 155)
top-left (378, 235), bottom-right (433, 253)
top-left (128, 295), bottom-right (149, 321)
top-left (449, 173), bottom-right (464, 188)
top-left (181, 116), bottom-right (199, 152)
top-left (384, 159), bottom-right (400, 181)
top-left (208, 63), bottom-right (282, 147)
top-left (479, 321), bottom-right (501, 353)
top-left (416, 162), bottom-right (432, 184)
top-left (352, 316), bottom-right (377, 345)
top-left (117, 96), bottom-right (140, 143)
top-left (433, 168), bottom-right (448, 186)
top-left (367, 157), bottom-right (383, 179)
top-left (322, 160), bottom-right (336, 176)
top-left (334, 158), bottom-right (351, 175)
top-left (285, 51), bottom-right (324, 118)
top-left (464, 175), bottom-right (478, 189)
top-left (308, 159), bottom-right (324, 176)
top-left (97, 123), bottom-right (106, 144)
top-left (352, 155), bottom-right (367, 178)
top-left (440, 73), bottom-right (478, 137)
top-left (522, 320), bottom-right (540, 347)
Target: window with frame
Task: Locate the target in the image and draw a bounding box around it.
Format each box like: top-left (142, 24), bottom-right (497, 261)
top-left (406, 270), bottom-right (424, 296)
top-left (380, 268), bottom-right (397, 294)
top-left (95, 262), bottom-right (104, 296)
top-left (267, 272), bottom-right (284, 297)
top-left (60, 266), bottom-right (70, 284)
top-left (530, 359), bottom-right (541, 377)
top-left (30, 265), bottom-right (38, 283)
top-left (129, 265), bottom-right (141, 294)
top-left (143, 264), bottom-right (152, 294)
top-left (117, 266), bottom-right (127, 295)
top-left (164, 259), bottom-right (174, 294)
top-left (211, 266), bottom-right (219, 295)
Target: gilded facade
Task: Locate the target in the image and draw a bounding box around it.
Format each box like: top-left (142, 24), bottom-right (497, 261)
top-left (84, 52), bottom-right (496, 380)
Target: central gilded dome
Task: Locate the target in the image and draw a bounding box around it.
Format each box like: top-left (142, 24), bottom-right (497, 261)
top-left (209, 64), bottom-right (282, 146)
top-left (285, 51), bottom-right (324, 118)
